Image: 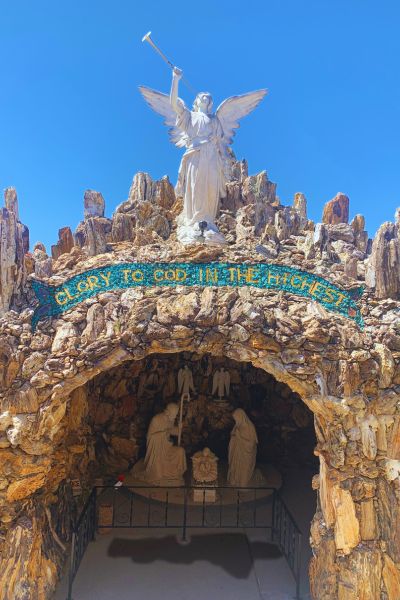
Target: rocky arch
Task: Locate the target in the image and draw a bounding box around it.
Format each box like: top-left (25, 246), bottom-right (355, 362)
top-left (0, 169), bottom-right (399, 599)
top-left (1, 281), bottom-right (399, 600)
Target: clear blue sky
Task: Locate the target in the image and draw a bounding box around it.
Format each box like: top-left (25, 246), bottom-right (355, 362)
top-left (1, 0), bottom-right (399, 252)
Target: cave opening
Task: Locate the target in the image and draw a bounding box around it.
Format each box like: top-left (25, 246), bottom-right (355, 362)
top-left (74, 351), bottom-right (318, 483)
top-left (56, 350), bottom-right (317, 599)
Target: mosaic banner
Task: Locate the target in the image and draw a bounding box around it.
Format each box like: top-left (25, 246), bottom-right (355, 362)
top-left (31, 262), bottom-right (364, 329)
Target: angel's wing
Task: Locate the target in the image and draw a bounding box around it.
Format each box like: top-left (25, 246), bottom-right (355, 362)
top-left (216, 89), bottom-right (267, 146)
top-left (138, 86), bottom-right (189, 148)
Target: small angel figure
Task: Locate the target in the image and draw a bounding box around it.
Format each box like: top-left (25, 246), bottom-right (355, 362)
top-left (177, 364), bottom-right (195, 396)
top-left (212, 366), bottom-right (230, 400)
top-left (139, 68), bottom-right (267, 245)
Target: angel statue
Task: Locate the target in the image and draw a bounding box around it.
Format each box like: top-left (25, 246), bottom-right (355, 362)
top-left (139, 68), bottom-right (267, 245)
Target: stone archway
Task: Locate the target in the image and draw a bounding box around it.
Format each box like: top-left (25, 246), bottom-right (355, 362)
top-left (0, 170), bottom-right (399, 599)
top-left (1, 278), bottom-right (399, 600)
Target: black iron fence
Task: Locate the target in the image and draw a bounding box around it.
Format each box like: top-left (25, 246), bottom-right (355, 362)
top-left (96, 484), bottom-right (275, 538)
top-left (66, 484), bottom-right (303, 599)
top-left (66, 488), bottom-right (96, 600)
top-left (272, 489), bottom-right (303, 599)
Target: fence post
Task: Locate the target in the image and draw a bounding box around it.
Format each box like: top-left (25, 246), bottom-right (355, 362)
top-left (296, 532), bottom-right (302, 600)
top-left (91, 489), bottom-right (97, 541)
top-left (271, 489), bottom-right (276, 543)
top-left (66, 531), bottom-right (76, 600)
top-left (182, 487), bottom-right (188, 542)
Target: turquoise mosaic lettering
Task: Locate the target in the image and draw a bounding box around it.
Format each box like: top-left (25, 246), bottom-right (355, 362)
top-left (30, 263), bottom-right (364, 330)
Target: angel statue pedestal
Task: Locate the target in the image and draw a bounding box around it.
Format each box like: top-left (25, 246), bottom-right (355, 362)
top-left (191, 448), bottom-right (219, 503)
top-left (139, 67), bottom-right (267, 246)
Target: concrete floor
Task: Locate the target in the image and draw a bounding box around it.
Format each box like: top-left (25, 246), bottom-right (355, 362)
top-left (55, 467), bottom-right (315, 600)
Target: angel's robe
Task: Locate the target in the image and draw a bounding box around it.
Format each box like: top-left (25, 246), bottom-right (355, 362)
top-left (139, 85), bottom-right (266, 246)
top-left (144, 412), bottom-right (187, 485)
top-left (175, 108), bottom-right (227, 243)
top-left (227, 409), bottom-right (258, 487)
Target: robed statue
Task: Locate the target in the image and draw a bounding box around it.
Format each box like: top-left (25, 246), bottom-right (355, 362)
top-left (227, 409), bottom-right (258, 487)
top-left (144, 403), bottom-right (187, 485)
top-left (139, 68), bottom-right (267, 245)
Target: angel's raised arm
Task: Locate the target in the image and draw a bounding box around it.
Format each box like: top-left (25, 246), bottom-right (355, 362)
top-left (170, 67), bottom-right (185, 115)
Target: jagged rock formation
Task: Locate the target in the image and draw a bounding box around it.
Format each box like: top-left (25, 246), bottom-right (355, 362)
top-left (2, 166), bottom-right (397, 302)
top-left (367, 217), bottom-right (400, 299)
top-left (112, 172), bottom-right (176, 243)
top-left (322, 192), bottom-right (349, 224)
top-left (84, 189), bottom-right (105, 219)
top-left (0, 166), bottom-right (399, 599)
top-left (33, 242), bottom-right (53, 279)
top-left (51, 227), bottom-right (74, 260)
top-left (0, 188), bottom-right (29, 314)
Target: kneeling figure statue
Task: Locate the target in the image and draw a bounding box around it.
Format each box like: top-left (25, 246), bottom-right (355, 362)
top-left (144, 403), bottom-right (187, 485)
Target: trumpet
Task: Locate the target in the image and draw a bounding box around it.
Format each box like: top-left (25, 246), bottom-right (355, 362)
top-left (141, 31), bottom-right (196, 94)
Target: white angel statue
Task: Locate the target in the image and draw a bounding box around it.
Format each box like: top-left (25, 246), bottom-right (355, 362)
top-left (212, 367), bottom-right (230, 399)
top-left (177, 364), bottom-right (195, 396)
top-left (139, 67), bottom-right (267, 245)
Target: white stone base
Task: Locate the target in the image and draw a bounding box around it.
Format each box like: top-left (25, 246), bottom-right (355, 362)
top-left (192, 486), bottom-right (217, 503)
top-left (177, 220), bottom-right (226, 246)
top-left (125, 461), bottom-right (282, 505)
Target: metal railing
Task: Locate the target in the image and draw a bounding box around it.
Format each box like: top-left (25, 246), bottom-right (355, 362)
top-left (67, 488), bottom-right (96, 600)
top-left (95, 484), bottom-right (275, 539)
top-left (272, 490), bottom-right (303, 599)
top-left (66, 484), bottom-right (303, 599)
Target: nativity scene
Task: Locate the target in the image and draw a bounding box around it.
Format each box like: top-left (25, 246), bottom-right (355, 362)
top-left (88, 352), bottom-right (317, 506)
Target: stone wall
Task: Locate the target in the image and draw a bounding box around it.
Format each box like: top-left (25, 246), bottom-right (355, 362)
top-left (0, 167), bottom-right (399, 599)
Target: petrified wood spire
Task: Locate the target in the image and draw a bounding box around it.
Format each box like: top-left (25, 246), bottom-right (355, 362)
top-left (0, 188), bottom-right (29, 314)
top-left (367, 215), bottom-right (400, 299)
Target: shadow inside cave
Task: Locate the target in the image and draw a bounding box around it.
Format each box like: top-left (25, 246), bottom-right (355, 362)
top-left (107, 533), bottom-right (282, 579)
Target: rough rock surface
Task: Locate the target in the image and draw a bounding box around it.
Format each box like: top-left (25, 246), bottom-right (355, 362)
top-left (75, 216), bottom-right (111, 257)
top-left (322, 192), bottom-right (349, 224)
top-left (51, 227), bottom-right (74, 260)
top-left (0, 189), bottom-right (29, 315)
top-left (367, 220), bottom-right (400, 299)
top-left (84, 190), bottom-right (105, 219)
top-left (4, 188), bottom-right (19, 221)
top-left (0, 164), bottom-right (399, 599)
top-left (112, 172), bottom-right (175, 243)
top-left (33, 244), bottom-right (53, 279)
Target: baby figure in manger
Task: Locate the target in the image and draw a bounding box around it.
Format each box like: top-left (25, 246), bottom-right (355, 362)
top-left (192, 447), bottom-right (219, 484)
top-left (191, 447), bottom-right (219, 503)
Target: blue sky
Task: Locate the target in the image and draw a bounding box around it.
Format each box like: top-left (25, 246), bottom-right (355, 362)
top-left (0, 0), bottom-right (399, 252)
